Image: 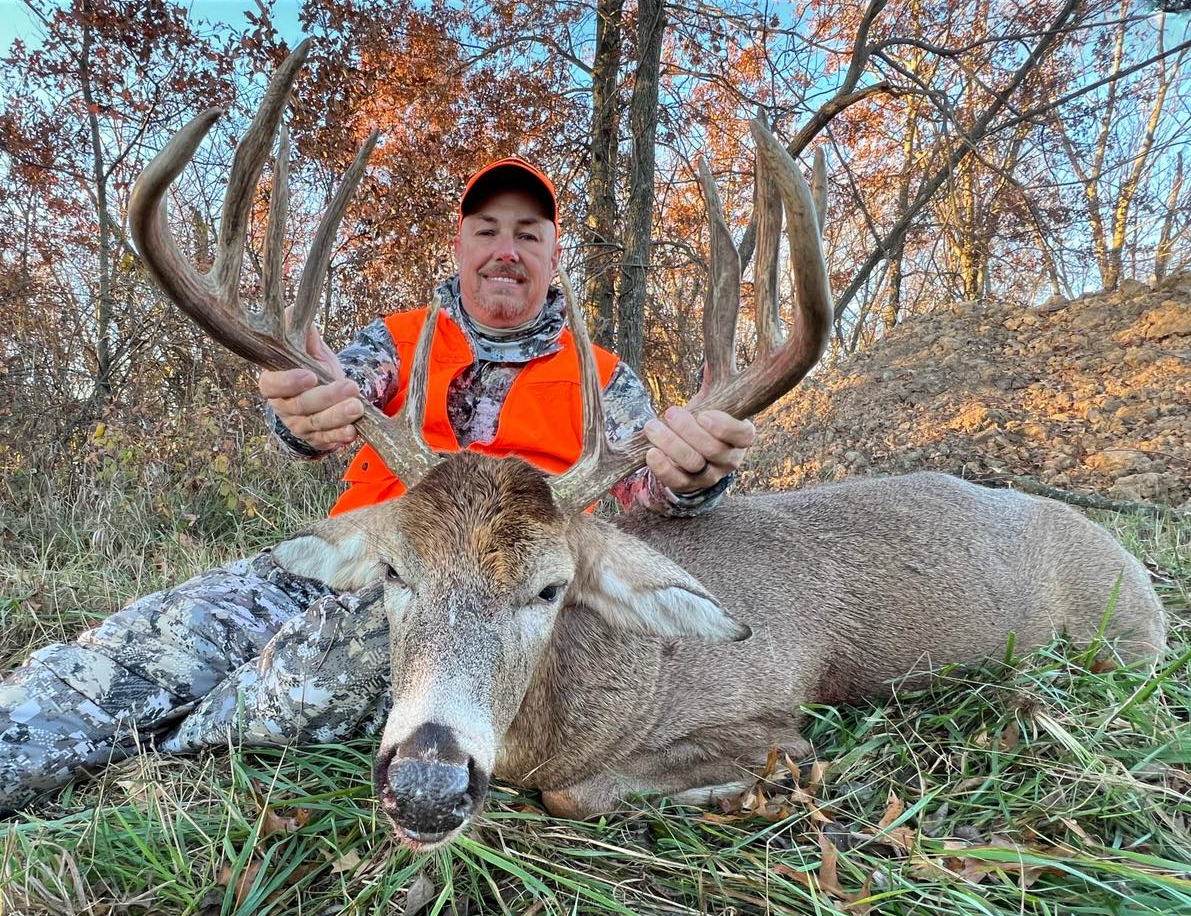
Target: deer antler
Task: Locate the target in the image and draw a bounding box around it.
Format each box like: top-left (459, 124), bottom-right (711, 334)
top-left (549, 121), bottom-right (832, 514)
top-left (129, 39), bottom-right (443, 489)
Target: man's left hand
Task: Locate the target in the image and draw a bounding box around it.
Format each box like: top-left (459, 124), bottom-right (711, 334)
top-left (643, 407), bottom-right (756, 494)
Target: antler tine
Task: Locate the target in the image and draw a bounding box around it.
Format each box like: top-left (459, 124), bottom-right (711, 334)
top-left (130, 39), bottom-right (320, 373)
top-left (752, 145), bottom-right (783, 360)
top-left (811, 147), bottom-right (827, 235)
top-left (129, 106), bottom-right (232, 340)
top-left (696, 157), bottom-right (741, 397)
top-left (337, 292), bottom-right (444, 491)
top-left (386, 291), bottom-right (443, 482)
top-left (210, 39), bottom-right (312, 302)
top-left (260, 124), bottom-right (290, 338)
top-left (288, 129), bottom-right (379, 353)
top-left (689, 121), bottom-right (832, 421)
top-left (548, 266), bottom-right (650, 514)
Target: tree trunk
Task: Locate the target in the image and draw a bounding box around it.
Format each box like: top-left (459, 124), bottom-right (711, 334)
top-left (883, 89), bottom-right (921, 331)
top-left (80, 9), bottom-right (114, 406)
top-left (1108, 13), bottom-right (1183, 288)
top-left (1154, 151), bottom-right (1184, 282)
top-left (615, 0), bottom-right (666, 373)
top-left (585, 0), bottom-right (624, 350)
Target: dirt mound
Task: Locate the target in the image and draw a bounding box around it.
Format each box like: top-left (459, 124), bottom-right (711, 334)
top-left (744, 273), bottom-right (1191, 508)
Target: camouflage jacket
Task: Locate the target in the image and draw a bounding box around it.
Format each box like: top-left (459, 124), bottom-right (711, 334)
top-left (267, 275), bottom-right (733, 515)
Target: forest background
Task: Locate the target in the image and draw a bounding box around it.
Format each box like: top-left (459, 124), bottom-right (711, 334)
top-left (2, 0), bottom-right (1188, 503)
top-left (0, 0), bottom-right (1188, 635)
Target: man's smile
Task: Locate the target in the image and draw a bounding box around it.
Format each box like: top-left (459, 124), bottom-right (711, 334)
top-left (482, 273), bottom-right (524, 287)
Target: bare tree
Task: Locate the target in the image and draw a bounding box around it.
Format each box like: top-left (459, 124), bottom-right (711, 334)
top-left (1051, 4), bottom-right (1187, 289)
top-left (584, 0), bottom-right (624, 349)
top-left (616, 0), bottom-right (667, 372)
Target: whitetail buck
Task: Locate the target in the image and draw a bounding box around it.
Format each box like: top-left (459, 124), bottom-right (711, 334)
top-left (129, 42), bottom-right (1166, 850)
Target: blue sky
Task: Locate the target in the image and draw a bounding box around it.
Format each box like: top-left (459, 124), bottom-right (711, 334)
top-left (0, 0), bottom-right (308, 53)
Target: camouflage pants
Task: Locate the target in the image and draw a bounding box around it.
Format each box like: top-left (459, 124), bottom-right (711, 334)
top-left (0, 551), bottom-right (393, 816)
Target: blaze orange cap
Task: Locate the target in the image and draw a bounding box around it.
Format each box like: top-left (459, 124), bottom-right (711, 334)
top-left (459, 156), bottom-right (558, 234)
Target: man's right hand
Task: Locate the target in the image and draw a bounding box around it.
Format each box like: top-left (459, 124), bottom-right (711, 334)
top-left (258, 318), bottom-right (364, 451)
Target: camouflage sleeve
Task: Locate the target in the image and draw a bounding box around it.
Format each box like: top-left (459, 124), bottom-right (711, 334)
top-left (0, 551), bottom-right (333, 813)
top-left (602, 362), bottom-right (733, 517)
top-left (266, 318), bottom-right (402, 460)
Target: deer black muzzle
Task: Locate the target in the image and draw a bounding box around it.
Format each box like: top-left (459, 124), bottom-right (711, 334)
top-left (375, 722), bottom-right (489, 842)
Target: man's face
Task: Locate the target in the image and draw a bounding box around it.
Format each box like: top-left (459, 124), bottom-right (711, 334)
top-left (454, 189), bottom-right (560, 328)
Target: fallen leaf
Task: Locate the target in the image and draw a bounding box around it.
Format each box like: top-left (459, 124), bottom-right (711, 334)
top-left (775, 830), bottom-right (874, 913)
top-left (261, 805), bottom-right (307, 836)
top-left (876, 790), bottom-right (904, 830)
top-left (816, 830), bottom-right (847, 898)
top-left (774, 861), bottom-right (813, 888)
top-left (218, 859), bottom-right (263, 910)
top-left (790, 784), bottom-right (833, 826)
top-left (405, 870), bottom-right (438, 915)
top-left (761, 744), bottom-right (780, 779)
top-left (1059, 817), bottom-right (1093, 843)
top-left (921, 801), bottom-right (950, 836)
top-left (330, 847), bottom-right (363, 874)
top-left (885, 826), bottom-right (917, 854)
top-left (999, 718), bottom-right (1021, 751)
top-left (249, 777), bottom-right (310, 836)
top-left (845, 874), bottom-right (874, 915)
top-left (804, 760), bottom-right (831, 793)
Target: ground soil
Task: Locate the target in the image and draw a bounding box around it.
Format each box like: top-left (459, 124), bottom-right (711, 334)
top-left (742, 272), bottom-right (1191, 509)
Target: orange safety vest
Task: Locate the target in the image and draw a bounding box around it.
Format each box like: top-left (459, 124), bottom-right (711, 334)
top-left (329, 306), bottom-right (620, 516)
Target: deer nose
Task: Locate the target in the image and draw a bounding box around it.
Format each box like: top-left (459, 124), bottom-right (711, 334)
top-left (374, 723), bottom-right (490, 841)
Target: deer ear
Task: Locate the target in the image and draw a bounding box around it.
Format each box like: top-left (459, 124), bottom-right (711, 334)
top-left (566, 516), bottom-right (750, 643)
top-left (272, 505), bottom-right (388, 590)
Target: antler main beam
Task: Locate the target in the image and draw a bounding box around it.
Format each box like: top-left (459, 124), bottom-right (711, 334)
top-left (549, 120), bottom-right (833, 514)
top-left (129, 40), bottom-right (442, 488)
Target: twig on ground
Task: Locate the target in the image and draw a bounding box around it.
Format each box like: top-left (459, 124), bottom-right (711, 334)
top-left (976, 472), bottom-right (1189, 520)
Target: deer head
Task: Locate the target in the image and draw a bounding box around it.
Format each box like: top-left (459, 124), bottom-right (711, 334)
top-left (129, 41), bottom-right (832, 850)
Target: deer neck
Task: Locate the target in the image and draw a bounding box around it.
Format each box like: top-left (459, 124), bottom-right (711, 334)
top-left (495, 603), bottom-right (667, 789)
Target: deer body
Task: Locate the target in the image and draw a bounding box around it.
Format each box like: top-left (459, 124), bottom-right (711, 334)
top-left (274, 458), bottom-right (1165, 838)
top-left (493, 471), bottom-right (1165, 817)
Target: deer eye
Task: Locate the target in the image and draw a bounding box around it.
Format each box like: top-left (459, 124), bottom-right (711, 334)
top-left (537, 583), bottom-right (564, 603)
